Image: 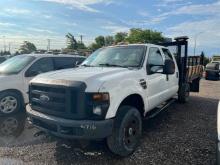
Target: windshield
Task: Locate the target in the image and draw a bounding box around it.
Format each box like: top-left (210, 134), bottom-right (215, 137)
top-left (0, 55), bottom-right (36, 75)
top-left (82, 46), bottom-right (146, 68)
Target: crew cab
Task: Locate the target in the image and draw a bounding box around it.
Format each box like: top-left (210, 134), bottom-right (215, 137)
top-left (27, 37), bottom-right (204, 156)
top-left (0, 54), bottom-right (85, 115)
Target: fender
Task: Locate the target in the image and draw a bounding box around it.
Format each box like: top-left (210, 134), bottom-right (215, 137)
top-left (99, 75), bottom-right (148, 119)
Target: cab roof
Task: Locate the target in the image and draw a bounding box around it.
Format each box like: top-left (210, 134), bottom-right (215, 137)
top-left (20, 54), bottom-right (86, 58)
top-left (107, 43), bottom-right (167, 49)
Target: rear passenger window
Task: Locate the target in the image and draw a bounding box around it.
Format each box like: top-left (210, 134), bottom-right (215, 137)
top-left (53, 57), bottom-right (76, 70)
top-left (26, 57), bottom-right (54, 77)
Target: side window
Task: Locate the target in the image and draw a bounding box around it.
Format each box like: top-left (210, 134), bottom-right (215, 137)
top-left (147, 47), bottom-right (164, 74)
top-left (76, 57), bottom-right (85, 65)
top-left (25, 57), bottom-right (54, 77)
top-left (162, 48), bottom-right (174, 61)
top-left (53, 57), bottom-right (77, 70)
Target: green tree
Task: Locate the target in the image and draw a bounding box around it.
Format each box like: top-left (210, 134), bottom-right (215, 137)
top-left (0, 51), bottom-right (11, 56)
top-left (19, 41), bottom-right (37, 54)
top-left (126, 28), bottom-right (164, 44)
top-left (77, 41), bottom-right (86, 49)
top-left (89, 43), bottom-right (100, 51)
top-left (201, 52), bottom-right (210, 66)
top-left (115, 32), bottom-right (127, 43)
top-left (105, 36), bottom-right (114, 46)
top-left (95, 36), bottom-right (105, 47)
top-left (66, 33), bottom-right (77, 50)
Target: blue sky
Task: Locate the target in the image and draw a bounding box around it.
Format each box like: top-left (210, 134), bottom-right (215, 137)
top-left (0, 0), bottom-right (219, 56)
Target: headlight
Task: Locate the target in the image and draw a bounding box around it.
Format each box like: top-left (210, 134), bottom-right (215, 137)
top-left (86, 93), bottom-right (110, 118)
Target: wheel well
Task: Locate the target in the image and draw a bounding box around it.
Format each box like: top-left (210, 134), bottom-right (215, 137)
top-left (119, 94), bottom-right (145, 117)
top-left (0, 89), bottom-right (24, 105)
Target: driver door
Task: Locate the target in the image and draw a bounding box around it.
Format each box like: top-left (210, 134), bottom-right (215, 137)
top-left (146, 47), bottom-right (167, 110)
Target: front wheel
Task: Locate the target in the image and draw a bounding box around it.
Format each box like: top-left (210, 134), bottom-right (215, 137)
top-left (107, 106), bottom-right (142, 157)
top-left (0, 91), bottom-right (22, 115)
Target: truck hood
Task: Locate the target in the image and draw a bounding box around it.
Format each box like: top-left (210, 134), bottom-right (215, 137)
top-left (31, 67), bottom-right (135, 91)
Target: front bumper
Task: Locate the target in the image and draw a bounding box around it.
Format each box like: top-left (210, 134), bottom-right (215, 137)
top-left (26, 105), bottom-right (114, 139)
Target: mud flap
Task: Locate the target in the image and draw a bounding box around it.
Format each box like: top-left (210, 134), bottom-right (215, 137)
top-left (190, 78), bottom-right (200, 92)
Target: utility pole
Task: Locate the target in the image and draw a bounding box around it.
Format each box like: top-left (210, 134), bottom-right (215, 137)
top-left (194, 32), bottom-right (203, 56)
top-left (47, 39), bottom-right (51, 51)
top-left (8, 42), bottom-right (11, 53)
top-left (3, 36), bottom-right (6, 52)
top-left (80, 35), bottom-right (83, 44)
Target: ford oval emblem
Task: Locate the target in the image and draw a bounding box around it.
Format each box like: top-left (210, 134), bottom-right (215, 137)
top-left (39, 94), bottom-right (50, 102)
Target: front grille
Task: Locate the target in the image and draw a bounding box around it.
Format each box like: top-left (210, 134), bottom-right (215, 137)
top-left (30, 84), bottom-right (66, 112)
top-left (29, 82), bottom-right (87, 120)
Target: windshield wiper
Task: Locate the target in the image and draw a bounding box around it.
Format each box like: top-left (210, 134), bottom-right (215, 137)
top-left (81, 64), bottom-right (95, 67)
top-left (99, 63), bottom-right (127, 68)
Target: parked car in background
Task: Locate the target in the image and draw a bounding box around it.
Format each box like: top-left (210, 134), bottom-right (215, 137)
top-left (205, 62), bottom-right (220, 80)
top-left (0, 54), bottom-right (86, 115)
top-left (0, 56), bottom-right (6, 64)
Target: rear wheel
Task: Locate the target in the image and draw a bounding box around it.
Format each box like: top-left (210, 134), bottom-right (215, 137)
top-left (107, 106), bottom-right (142, 157)
top-left (0, 91), bottom-right (22, 115)
top-left (178, 83), bottom-right (190, 103)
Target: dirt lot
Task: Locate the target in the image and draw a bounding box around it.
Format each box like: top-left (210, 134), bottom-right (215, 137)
top-left (0, 79), bottom-right (219, 165)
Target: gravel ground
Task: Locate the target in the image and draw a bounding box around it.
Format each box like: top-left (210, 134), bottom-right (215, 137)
top-left (0, 79), bottom-right (219, 165)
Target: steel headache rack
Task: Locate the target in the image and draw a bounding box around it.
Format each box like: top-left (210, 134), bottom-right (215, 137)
top-left (160, 36), bottom-right (204, 92)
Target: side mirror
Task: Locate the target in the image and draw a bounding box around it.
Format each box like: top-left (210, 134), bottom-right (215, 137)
top-left (75, 61), bottom-right (80, 67)
top-left (25, 70), bottom-right (39, 77)
top-left (163, 59), bottom-right (175, 75)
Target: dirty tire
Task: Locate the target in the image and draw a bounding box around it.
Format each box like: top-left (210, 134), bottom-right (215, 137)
top-left (0, 91), bottom-right (22, 115)
top-left (107, 106), bottom-right (142, 157)
top-left (178, 83), bottom-right (190, 103)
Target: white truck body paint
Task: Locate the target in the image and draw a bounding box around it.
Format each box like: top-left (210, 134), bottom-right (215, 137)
top-left (31, 44), bottom-right (179, 119)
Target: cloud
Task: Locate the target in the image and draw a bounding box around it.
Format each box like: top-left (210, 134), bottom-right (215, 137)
top-left (138, 11), bottom-right (150, 17)
top-left (4, 8), bottom-right (30, 14)
top-left (160, 1), bottom-right (220, 17)
top-left (102, 25), bottom-right (129, 34)
top-left (167, 18), bottom-right (220, 51)
top-left (0, 22), bottom-right (16, 27)
top-left (27, 27), bottom-right (55, 34)
top-left (41, 0), bottom-right (114, 12)
top-left (63, 22), bottom-right (78, 26)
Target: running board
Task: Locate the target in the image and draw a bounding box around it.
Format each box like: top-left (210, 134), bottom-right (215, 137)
top-left (144, 98), bottom-right (176, 119)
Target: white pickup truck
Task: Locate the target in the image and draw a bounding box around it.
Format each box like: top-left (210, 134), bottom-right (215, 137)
top-left (27, 37), bottom-right (204, 156)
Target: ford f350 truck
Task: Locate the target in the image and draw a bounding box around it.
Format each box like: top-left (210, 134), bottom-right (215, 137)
top-left (27, 37), bottom-right (204, 156)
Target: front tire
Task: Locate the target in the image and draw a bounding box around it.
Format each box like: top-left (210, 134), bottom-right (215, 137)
top-left (0, 91), bottom-right (22, 115)
top-left (107, 106), bottom-right (142, 157)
